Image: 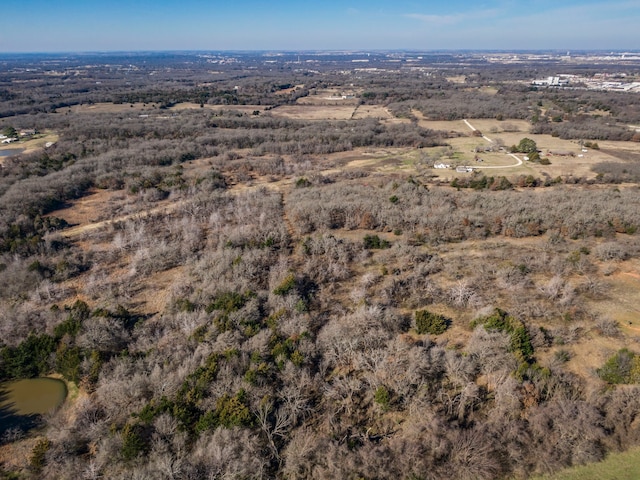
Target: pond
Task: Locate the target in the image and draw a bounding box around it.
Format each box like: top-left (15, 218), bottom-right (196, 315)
top-left (0, 378), bottom-right (67, 434)
top-left (0, 148), bottom-right (24, 157)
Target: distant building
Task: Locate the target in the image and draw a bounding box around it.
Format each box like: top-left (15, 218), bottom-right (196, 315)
top-left (434, 163), bottom-right (451, 169)
top-left (19, 129), bottom-right (36, 136)
top-left (532, 76), bottom-right (570, 87)
top-left (456, 166), bottom-right (474, 173)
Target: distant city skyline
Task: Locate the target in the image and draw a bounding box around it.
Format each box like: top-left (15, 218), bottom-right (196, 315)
top-left (1, 0), bottom-right (639, 53)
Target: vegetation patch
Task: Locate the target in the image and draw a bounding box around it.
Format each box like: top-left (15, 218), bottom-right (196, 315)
top-left (414, 309), bottom-right (450, 335)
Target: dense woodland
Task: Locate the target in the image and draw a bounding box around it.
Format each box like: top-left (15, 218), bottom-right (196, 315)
top-left (2, 52), bottom-right (640, 479)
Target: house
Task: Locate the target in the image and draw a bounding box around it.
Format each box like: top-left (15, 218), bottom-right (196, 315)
top-left (456, 166), bottom-right (474, 173)
top-left (2, 138), bottom-right (17, 144)
top-left (434, 163), bottom-right (451, 169)
top-left (19, 129), bottom-right (36, 137)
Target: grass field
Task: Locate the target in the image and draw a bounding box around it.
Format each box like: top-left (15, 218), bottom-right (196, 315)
top-left (269, 104), bottom-right (357, 120)
top-left (352, 104), bottom-right (394, 120)
top-left (170, 103), bottom-right (268, 113)
top-left (531, 446), bottom-right (640, 480)
top-left (69, 103), bottom-right (152, 113)
top-left (412, 116), bottom-right (628, 180)
top-left (296, 88), bottom-right (361, 105)
top-left (0, 130), bottom-right (58, 161)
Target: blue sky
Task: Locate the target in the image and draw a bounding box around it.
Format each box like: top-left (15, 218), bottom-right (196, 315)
top-left (1, 0), bottom-right (639, 52)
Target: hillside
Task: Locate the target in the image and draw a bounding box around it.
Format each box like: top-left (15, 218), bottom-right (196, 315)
top-left (2, 52), bottom-right (640, 479)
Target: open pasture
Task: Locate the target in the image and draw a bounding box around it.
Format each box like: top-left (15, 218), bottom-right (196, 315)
top-left (269, 104), bottom-right (357, 120)
top-left (414, 117), bottom-right (636, 179)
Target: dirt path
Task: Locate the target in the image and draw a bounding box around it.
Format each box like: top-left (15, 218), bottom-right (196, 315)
top-left (59, 174), bottom-right (297, 239)
top-left (463, 119), bottom-right (524, 169)
top-left (477, 153), bottom-right (523, 169)
top-left (59, 203), bottom-right (178, 238)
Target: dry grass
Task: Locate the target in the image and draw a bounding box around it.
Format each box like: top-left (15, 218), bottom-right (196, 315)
top-left (0, 436), bottom-right (40, 472)
top-left (273, 84), bottom-right (305, 96)
top-left (446, 75), bottom-right (467, 84)
top-left (417, 118), bottom-right (471, 133)
top-left (170, 103), bottom-right (267, 113)
top-left (68, 102), bottom-right (268, 115)
top-left (352, 105), bottom-right (394, 120)
top-left (51, 188), bottom-right (118, 226)
top-left (296, 88), bottom-right (361, 106)
top-left (463, 118), bottom-right (530, 133)
top-left (69, 102), bottom-right (152, 114)
top-left (592, 258), bottom-right (640, 333)
top-left (269, 104), bottom-right (357, 120)
top-left (411, 117), bottom-right (636, 179)
top-left (131, 266), bottom-right (185, 315)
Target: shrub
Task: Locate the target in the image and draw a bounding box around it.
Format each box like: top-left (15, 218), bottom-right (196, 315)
top-left (55, 343), bottom-right (82, 383)
top-left (174, 298), bottom-right (196, 313)
top-left (554, 349), bottom-right (571, 363)
top-left (363, 234), bottom-right (391, 249)
top-left (472, 308), bottom-right (534, 362)
top-left (52, 300), bottom-right (91, 340)
top-left (295, 177), bottom-right (311, 188)
top-left (217, 392), bottom-right (252, 427)
top-left (1, 333), bottom-right (56, 379)
top-left (415, 309), bottom-right (449, 335)
top-left (273, 273), bottom-right (296, 296)
top-left (29, 438), bottom-right (50, 474)
top-left (512, 137), bottom-right (538, 154)
top-left (121, 423), bottom-right (148, 460)
top-left (206, 291), bottom-right (250, 313)
top-left (374, 385), bottom-right (391, 411)
top-left (598, 349), bottom-right (640, 384)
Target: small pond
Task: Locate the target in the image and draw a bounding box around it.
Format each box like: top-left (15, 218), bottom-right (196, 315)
top-left (0, 378), bottom-right (67, 433)
top-left (0, 148), bottom-right (24, 157)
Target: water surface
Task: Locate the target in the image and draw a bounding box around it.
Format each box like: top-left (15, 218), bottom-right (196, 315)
top-left (0, 378), bottom-right (67, 433)
top-left (0, 148), bottom-right (24, 157)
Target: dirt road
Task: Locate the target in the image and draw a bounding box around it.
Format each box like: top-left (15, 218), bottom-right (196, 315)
top-left (463, 119), bottom-right (524, 169)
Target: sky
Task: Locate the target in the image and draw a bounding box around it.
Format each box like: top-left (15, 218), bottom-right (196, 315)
top-left (1, 0), bottom-right (639, 53)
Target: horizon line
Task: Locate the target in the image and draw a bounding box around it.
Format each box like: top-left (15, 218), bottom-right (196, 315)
top-left (2, 48), bottom-right (640, 56)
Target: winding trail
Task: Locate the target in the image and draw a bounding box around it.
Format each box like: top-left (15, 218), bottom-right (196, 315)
top-left (59, 176), bottom-right (296, 239)
top-left (479, 153), bottom-right (523, 169)
top-left (463, 119), bottom-right (524, 169)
